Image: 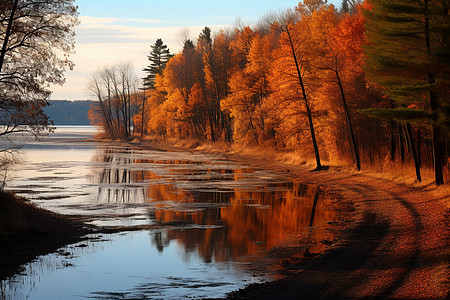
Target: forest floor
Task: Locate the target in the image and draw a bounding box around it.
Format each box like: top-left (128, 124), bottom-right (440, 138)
top-left (1, 137), bottom-right (449, 299)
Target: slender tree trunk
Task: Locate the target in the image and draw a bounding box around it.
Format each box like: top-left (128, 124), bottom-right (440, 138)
top-left (0, 0), bottom-right (19, 72)
top-left (248, 114), bottom-right (260, 146)
top-left (208, 111), bottom-right (216, 142)
top-left (398, 123), bottom-right (405, 163)
top-left (430, 109), bottom-right (444, 185)
top-left (286, 27), bottom-right (322, 170)
top-left (141, 89), bottom-right (146, 140)
top-left (369, 145), bottom-right (373, 166)
top-left (405, 123), bottom-right (422, 182)
top-left (222, 113), bottom-right (232, 142)
top-left (417, 129), bottom-right (421, 168)
top-left (203, 91), bottom-right (216, 142)
top-left (390, 120), bottom-right (397, 161)
top-left (94, 81), bottom-right (115, 139)
top-left (127, 86), bottom-right (132, 138)
top-left (106, 82), bottom-right (115, 133)
top-left (424, 0), bottom-right (444, 185)
top-left (98, 97), bottom-right (115, 139)
top-left (335, 70), bottom-right (360, 170)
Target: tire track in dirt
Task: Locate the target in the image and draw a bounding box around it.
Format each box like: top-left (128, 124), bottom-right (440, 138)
top-left (356, 183), bottom-right (424, 299)
top-left (344, 184), bottom-right (423, 298)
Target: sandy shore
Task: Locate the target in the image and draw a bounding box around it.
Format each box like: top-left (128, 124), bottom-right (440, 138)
top-left (1, 138), bottom-right (449, 299)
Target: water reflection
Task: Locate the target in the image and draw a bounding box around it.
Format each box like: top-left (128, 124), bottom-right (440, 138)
top-left (92, 148), bottom-right (335, 263)
top-left (3, 140), bottom-right (339, 299)
top-left (1, 232), bottom-right (260, 300)
top-left (93, 148), bottom-right (146, 204)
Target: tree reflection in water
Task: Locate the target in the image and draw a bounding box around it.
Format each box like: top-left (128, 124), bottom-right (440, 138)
top-left (92, 148), bottom-right (337, 264)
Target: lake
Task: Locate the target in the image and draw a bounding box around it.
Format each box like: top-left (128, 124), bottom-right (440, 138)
top-left (1, 126), bottom-right (337, 299)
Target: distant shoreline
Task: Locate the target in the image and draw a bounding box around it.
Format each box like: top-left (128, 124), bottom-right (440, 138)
top-left (45, 100), bottom-right (93, 126)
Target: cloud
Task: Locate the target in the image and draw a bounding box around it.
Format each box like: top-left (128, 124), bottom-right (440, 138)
top-left (79, 16), bottom-right (161, 28)
top-left (52, 16), bottom-right (229, 100)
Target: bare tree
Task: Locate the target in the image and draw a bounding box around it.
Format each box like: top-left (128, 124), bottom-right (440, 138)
top-left (0, 0), bottom-right (78, 191)
top-left (88, 63), bottom-right (140, 139)
top-left (0, 0), bottom-right (78, 137)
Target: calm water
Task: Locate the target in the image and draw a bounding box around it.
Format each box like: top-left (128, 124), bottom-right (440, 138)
top-left (2, 126), bottom-right (337, 299)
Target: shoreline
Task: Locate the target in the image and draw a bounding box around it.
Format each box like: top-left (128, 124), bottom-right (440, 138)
top-left (0, 193), bottom-right (91, 280)
top-left (131, 138), bottom-right (450, 299)
top-left (1, 137), bottom-right (449, 298)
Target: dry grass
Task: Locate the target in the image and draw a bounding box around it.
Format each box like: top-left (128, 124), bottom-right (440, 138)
top-left (196, 140), bottom-right (450, 205)
top-left (149, 136), bottom-right (449, 188)
top-left (123, 134), bottom-right (450, 209)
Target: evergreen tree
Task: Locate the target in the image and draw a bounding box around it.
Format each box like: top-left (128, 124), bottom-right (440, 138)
top-left (363, 0), bottom-right (449, 185)
top-left (143, 38), bottom-right (172, 89)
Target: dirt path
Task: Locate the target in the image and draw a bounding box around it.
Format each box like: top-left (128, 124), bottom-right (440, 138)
top-left (219, 154), bottom-right (450, 299)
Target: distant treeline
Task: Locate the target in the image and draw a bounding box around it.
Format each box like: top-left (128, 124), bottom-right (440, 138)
top-left (45, 100), bottom-right (93, 125)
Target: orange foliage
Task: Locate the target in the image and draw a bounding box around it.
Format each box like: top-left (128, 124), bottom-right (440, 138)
top-left (133, 1), bottom-right (447, 182)
top-left (125, 162), bottom-right (336, 262)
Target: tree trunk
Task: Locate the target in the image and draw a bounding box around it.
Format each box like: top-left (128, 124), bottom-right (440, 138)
top-left (405, 123), bottom-right (422, 182)
top-left (0, 0), bottom-right (19, 72)
top-left (417, 129), bottom-right (421, 168)
top-left (390, 120), bottom-right (397, 161)
top-left (335, 71), bottom-right (360, 170)
top-left (424, 0), bottom-right (444, 184)
top-left (141, 89), bottom-right (146, 140)
top-left (286, 26), bottom-right (322, 170)
top-left (398, 123), bottom-right (405, 163)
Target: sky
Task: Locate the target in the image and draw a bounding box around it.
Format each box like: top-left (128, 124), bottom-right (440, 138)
top-left (51, 0), bottom-right (342, 100)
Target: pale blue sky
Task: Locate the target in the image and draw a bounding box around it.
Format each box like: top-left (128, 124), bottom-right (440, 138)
top-left (52, 0), bottom-right (342, 100)
top-left (76, 0), bottom-right (341, 26)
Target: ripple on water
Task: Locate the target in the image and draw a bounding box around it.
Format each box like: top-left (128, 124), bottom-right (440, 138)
top-left (3, 127), bottom-right (338, 299)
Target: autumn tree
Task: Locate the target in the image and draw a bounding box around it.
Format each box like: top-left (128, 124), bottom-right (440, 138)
top-left (156, 42), bottom-right (202, 138)
top-left (303, 5), bottom-right (364, 170)
top-left (0, 0), bottom-right (77, 190)
top-left (203, 29), bottom-right (234, 142)
top-left (139, 39), bottom-right (172, 138)
top-left (270, 7), bottom-right (325, 170)
top-left (364, 0), bottom-right (449, 184)
top-left (195, 27), bottom-right (218, 141)
top-left (223, 29), bottom-right (277, 145)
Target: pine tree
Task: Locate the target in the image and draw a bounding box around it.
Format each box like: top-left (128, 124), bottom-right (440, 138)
top-left (363, 0), bottom-right (449, 185)
top-left (143, 38), bottom-right (172, 89)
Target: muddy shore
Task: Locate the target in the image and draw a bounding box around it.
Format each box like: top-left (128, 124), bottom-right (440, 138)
top-left (0, 193), bottom-right (91, 280)
top-left (1, 138), bottom-right (449, 299)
